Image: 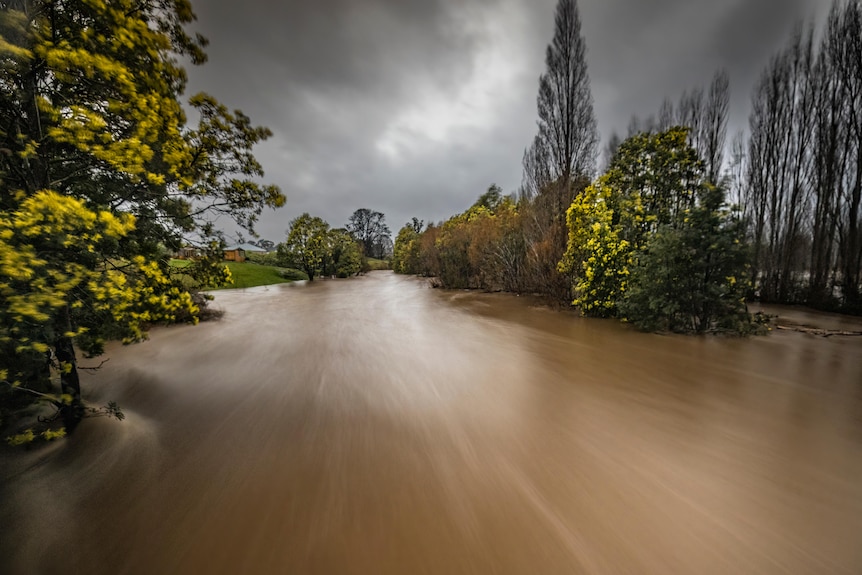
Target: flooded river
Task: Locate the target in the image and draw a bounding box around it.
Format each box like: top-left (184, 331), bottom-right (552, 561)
top-left (2, 271), bottom-right (862, 574)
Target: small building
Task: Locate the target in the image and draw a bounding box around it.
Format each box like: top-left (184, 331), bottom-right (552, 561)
top-left (223, 243), bottom-right (266, 263)
top-left (175, 246), bottom-right (201, 260)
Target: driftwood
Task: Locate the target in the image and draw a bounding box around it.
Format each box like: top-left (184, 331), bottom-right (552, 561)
top-left (776, 324), bottom-right (862, 337)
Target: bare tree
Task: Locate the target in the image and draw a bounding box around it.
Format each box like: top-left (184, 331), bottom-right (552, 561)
top-left (741, 2), bottom-right (861, 311)
top-left (626, 114), bottom-right (656, 137)
top-left (658, 97), bottom-right (675, 131)
top-left (346, 209), bottom-right (391, 259)
top-left (677, 87), bottom-right (704, 154)
top-left (520, 134), bottom-right (552, 200)
top-left (702, 69), bottom-right (730, 183)
top-left (809, 0), bottom-right (862, 309)
top-left (726, 130), bottom-right (748, 218)
top-left (747, 22), bottom-right (817, 302)
top-left (639, 70), bottom-right (729, 182)
top-left (601, 131), bottom-right (622, 171)
top-left (535, 0), bottom-right (598, 189)
top-left (514, 0), bottom-right (598, 303)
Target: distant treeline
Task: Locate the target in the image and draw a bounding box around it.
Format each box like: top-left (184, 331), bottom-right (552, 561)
top-left (393, 0), bottom-right (862, 331)
top-left (265, 208), bottom-right (393, 281)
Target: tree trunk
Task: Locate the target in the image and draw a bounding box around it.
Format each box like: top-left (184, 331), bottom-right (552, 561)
top-left (55, 307), bottom-right (84, 431)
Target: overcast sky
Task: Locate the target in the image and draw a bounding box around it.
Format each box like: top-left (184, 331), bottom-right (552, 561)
top-left (185, 0), bottom-right (832, 243)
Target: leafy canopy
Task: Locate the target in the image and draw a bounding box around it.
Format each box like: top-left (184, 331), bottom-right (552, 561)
top-left (560, 127), bottom-right (755, 333)
top-left (278, 214), bottom-right (330, 281)
top-left (0, 0), bottom-right (284, 436)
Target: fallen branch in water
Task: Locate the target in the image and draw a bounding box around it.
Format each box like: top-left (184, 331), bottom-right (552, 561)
top-left (775, 325), bottom-right (862, 337)
top-left (78, 358), bottom-right (110, 372)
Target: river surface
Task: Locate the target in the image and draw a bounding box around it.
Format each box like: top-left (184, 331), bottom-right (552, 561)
top-left (2, 271), bottom-right (862, 574)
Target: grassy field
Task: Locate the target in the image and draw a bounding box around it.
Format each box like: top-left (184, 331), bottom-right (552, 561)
top-left (220, 262), bottom-right (296, 289)
top-left (365, 257), bottom-right (390, 271)
top-left (168, 257), bottom-right (391, 289)
top-left (169, 259), bottom-right (305, 289)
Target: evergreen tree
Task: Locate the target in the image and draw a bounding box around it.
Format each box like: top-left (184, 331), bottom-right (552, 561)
top-left (620, 185), bottom-right (753, 333)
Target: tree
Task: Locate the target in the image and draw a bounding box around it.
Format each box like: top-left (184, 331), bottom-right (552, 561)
top-left (475, 184), bottom-right (504, 211)
top-left (279, 214), bottom-right (329, 281)
top-left (560, 127), bottom-right (755, 333)
top-left (408, 217), bottom-right (424, 234)
top-left (737, 2), bottom-right (861, 313)
top-left (701, 70), bottom-right (730, 183)
top-left (746, 23), bottom-right (817, 303)
top-left (619, 184), bottom-right (753, 333)
top-left (0, 0), bottom-right (284, 436)
top-left (414, 190), bottom-right (521, 290)
top-left (346, 208), bottom-right (391, 259)
top-left (601, 131), bottom-right (622, 171)
top-left (535, 0), bottom-right (598, 189)
top-left (520, 134), bottom-right (552, 200)
top-left (810, 0), bottom-right (862, 311)
top-left (323, 229), bottom-right (362, 278)
top-left (559, 178), bottom-right (631, 317)
top-left (627, 70), bottom-right (729, 184)
top-left (392, 223), bottom-right (422, 275)
top-left (515, 0), bottom-right (597, 303)
top-left (256, 239), bottom-right (275, 252)
top-left (597, 127), bottom-right (703, 250)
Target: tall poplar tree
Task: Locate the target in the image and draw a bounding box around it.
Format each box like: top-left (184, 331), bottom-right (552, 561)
top-left (535, 0), bottom-right (598, 189)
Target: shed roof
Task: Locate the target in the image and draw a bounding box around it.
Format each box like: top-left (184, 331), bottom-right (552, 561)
top-left (223, 243), bottom-right (267, 253)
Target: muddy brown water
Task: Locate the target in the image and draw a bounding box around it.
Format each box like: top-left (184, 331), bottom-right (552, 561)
top-left (2, 271), bottom-right (862, 574)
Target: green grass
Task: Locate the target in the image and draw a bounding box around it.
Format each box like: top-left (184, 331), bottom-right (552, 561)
top-left (365, 257), bottom-right (390, 271)
top-left (169, 259), bottom-right (303, 289)
top-left (218, 262), bottom-right (297, 289)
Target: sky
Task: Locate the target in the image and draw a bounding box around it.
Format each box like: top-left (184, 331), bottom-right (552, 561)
top-left (184, 0), bottom-right (833, 243)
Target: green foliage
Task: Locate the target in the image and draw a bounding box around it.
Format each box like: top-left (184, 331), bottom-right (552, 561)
top-left (277, 217), bottom-right (367, 280)
top-left (473, 184), bottom-right (504, 211)
top-left (213, 262), bottom-right (288, 289)
top-left (619, 185), bottom-right (753, 333)
top-left (423, 190), bottom-right (521, 289)
top-left (0, 191), bottom-right (199, 364)
top-left (560, 180), bottom-right (631, 316)
top-left (363, 258), bottom-right (390, 271)
top-left (246, 251), bottom-right (280, 267)
top-left (560, 128), bottom-right (756, 333)
top-left (392, 224), bottom-right (422, 274)
top-left (279, 268), bottom-right (309, 281)
top-left (325, 229), bottom-right (363, 278)
top-left (0, 0), bottom-right (284, 438)
top-left (561, 128), bottom-right (702, 317)
top-left (277, 214), bottom-right (330, 281)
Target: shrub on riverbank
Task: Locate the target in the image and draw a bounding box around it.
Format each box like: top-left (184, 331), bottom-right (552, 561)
top-left (395, 130), bottom-right (759, 335)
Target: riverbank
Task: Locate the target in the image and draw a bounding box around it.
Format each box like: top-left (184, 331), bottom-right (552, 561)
top-left (750, 302), bottom-right (862, 335)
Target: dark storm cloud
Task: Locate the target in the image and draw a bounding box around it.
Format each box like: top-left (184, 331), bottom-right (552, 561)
top-left (580, 0), bottom-right (827, 141)
top-left (184, 0), bottom-right (832, 242)
top-left (187, 0), bottom-right (519, 239)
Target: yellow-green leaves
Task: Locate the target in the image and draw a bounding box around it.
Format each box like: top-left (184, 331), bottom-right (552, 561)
top-left (29, 0), bottom-right (195, 184)
top-left (560, 180), bottom-right (630, 317)
top-left (561, 128), bottom-right (754, 332)
top-left (0, 8), bottom-right (33, 63)
top-left (0, 0), bottom-right (281, 437)
top-left (0, 191), bottom-right (198, 375)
